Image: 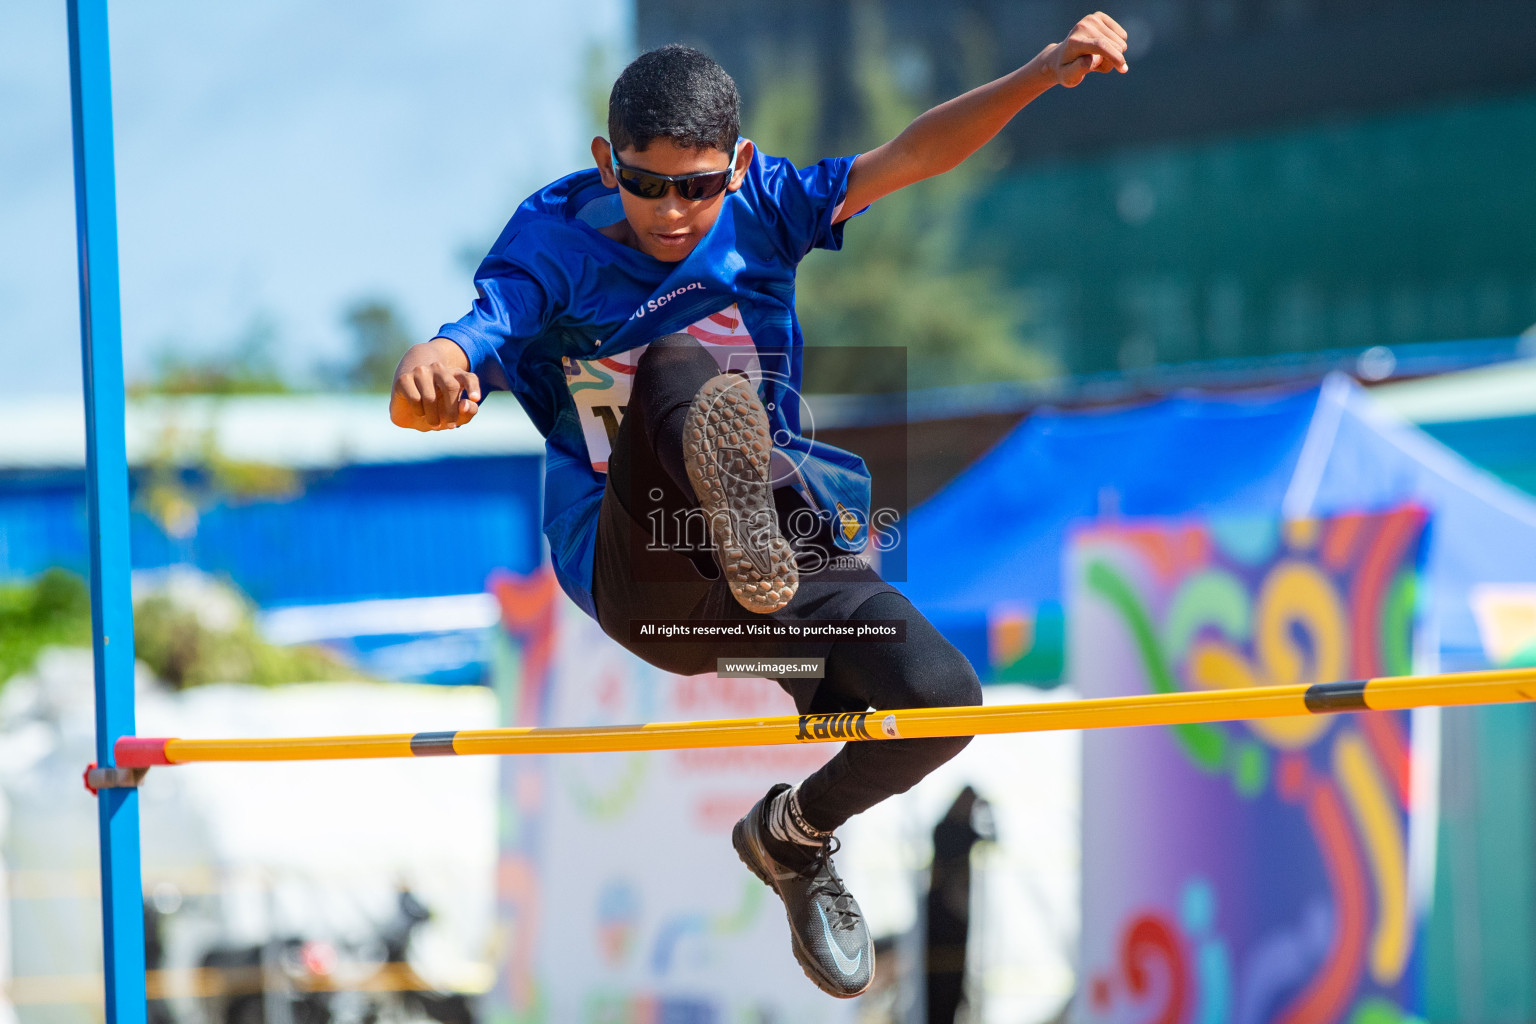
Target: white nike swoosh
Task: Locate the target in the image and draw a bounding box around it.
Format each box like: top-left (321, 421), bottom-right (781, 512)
top-left (816, 904), bottom-right (864, 977)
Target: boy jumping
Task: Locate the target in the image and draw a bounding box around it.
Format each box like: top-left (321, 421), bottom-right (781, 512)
top-left (391, 14), bottom-right (1128, 997)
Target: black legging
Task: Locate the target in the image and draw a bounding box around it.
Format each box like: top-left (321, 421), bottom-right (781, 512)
top-left (789, 591), bottom-right (983, 831)
top-left (599, 333), bottom-right (983, 832)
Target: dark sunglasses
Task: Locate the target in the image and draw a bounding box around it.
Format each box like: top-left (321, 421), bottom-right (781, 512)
top-left (609, 139), bottom-right (742, 202)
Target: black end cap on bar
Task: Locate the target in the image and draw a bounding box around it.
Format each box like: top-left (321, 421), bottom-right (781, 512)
top-left (409, 731), bottom-right (459, 756)
top-left (1304, 680), bottom-right (1370, 713)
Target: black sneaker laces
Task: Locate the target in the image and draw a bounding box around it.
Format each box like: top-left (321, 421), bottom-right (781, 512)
top-left (799, 837), bottom-right (863, 931)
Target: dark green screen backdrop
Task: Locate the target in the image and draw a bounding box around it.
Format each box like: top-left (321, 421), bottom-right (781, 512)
top-left (970, 90), bottom-right (1536, 374)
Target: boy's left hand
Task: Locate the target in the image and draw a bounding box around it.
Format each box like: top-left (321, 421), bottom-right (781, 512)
top-left (1043, 12), bottom-right (1130, 87)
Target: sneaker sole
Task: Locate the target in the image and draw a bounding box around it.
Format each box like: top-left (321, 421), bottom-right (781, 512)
top-left (682, 374), bottom-right (798, 614)
top-left (731, 818), bottom-right (873, 999)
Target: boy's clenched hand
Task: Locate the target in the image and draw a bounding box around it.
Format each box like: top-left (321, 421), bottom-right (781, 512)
top-left (390, 337), bottom-right (481, 430)
top-left (1042, 12), bottom-right (1130, 87)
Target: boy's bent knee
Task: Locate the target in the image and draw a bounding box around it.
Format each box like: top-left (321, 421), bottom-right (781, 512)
top-left (953, 672), bottom-right (984, 712)
top-left (647, 332), bottom-right (700, 351)
top-left (637, 332), bottom-right (707, 374)
top-left (633, 333), bottom-right (718, 405)
top-left (836, 590), bottom-right (986, 712)
top-left (903, 648), bottom-right (981, 712)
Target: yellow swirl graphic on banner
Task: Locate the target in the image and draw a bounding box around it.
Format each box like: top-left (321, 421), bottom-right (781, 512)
top-left (1250, 561), bottom-right (1347, 748)
top-left (1334, 730), bottom-right (1410, 984)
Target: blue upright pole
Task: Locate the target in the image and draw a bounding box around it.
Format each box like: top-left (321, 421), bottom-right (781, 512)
top-left (67, 2), bottom-right (147, 1023)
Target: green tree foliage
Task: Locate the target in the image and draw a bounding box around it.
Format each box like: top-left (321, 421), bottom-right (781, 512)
top-left (137, 422), bottom-right (301, 540)
top-left (0, 569), bottom-right (369, 690)
top-left (744, 9), bottom-right (1057, 392)
top-left (131, 315), bottom-right (290, 396)
top-left (0, 569), bottom-right (93, 685)
top-left (342, 298), bottom-right (414, 392)
top-left (123, 313), bottom-right (305, 539)
top-left (132, 585), bottom-right (370, 690)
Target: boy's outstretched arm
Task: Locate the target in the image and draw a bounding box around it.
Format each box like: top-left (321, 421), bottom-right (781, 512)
top-left (390, 338), bottom-right (481, 431)
top-left (837, 11), bottom-right (1128, 221)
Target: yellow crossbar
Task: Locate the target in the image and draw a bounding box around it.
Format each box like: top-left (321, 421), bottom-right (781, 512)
top-left (111, 667), bottom-right (1536, 768)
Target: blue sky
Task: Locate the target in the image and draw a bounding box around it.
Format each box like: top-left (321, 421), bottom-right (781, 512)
top-left (2, 1), bottom-right (632, 394)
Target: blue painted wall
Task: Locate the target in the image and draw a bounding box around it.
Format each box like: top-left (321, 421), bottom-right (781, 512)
top-left (0, 455), bottom-right (544, 606)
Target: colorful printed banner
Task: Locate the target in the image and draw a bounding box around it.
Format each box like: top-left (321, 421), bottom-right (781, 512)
top-left (485, 568), bottom-right (855, 1024)
top-left (1069, 507), bottom-right (1429, 1024)
top-left (1470, 584), bottom-right (1536, 667)
top-left (988, 599), bottom-right (1066, 684)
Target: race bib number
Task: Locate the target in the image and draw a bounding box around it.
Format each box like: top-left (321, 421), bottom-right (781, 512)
top-left (564, 304), bottom-right (761, 473)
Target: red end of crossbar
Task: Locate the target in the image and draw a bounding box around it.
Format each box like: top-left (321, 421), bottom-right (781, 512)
top-left (115, 737), bottom-right (173, 768)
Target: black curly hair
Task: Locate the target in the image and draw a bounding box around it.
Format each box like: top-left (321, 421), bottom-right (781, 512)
top-left (607, 44), bottom-right (740, 154)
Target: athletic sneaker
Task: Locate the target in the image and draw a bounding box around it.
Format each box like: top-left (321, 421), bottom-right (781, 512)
top-left (732, 784), bottom-right (875, 997)
top-left (682, 373), bottom-right (798, 614)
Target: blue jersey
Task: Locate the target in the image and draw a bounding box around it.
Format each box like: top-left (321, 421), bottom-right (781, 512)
top-left (437, 149), bottom-right (875, 618)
